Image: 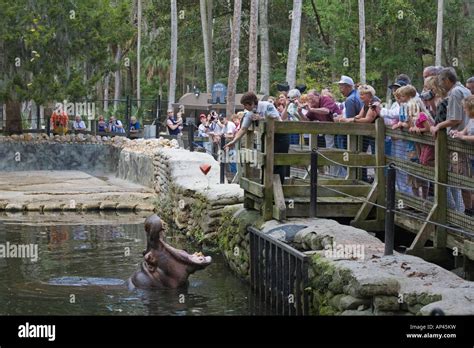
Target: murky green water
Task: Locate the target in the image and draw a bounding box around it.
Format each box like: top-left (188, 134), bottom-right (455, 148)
top-left (0, 220), bottom-right (260, 315)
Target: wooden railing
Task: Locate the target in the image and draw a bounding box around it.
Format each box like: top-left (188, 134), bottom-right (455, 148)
top-left (238, 118), bottom-right (474, 267)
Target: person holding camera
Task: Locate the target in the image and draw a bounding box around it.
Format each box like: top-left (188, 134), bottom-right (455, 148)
top-left (224, 92), bottom-right (290, 184)
top-left (108, 115), bottom-right (125, 134)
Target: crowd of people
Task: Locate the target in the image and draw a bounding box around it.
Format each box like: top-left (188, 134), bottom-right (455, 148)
top-left (50, 112), bottom-right (140, 136)
top-left (212, 67), bottom-right (474, 216)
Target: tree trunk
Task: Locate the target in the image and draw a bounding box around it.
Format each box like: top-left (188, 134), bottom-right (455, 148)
top-left (104, 73), bottom-right (110, 112)
top-left (168, 0), bottom-right (178, 109)
top-left (435, 0), bottom-right (444, 66)
top-left (200, 0), bottom-right (213, 92)
top-left (114, 46), bottom-right (122, 111)
top-left (259, 0), bottom-right (270, 95)
top-left (358, 0), bottom-right (366, 84)
top-left (137, 0), bottom-right (142, 107)
top-left (226, 0), bottom-right (242, 117)
top-left (5, 100), bottom-right (22, 135)
top-left (286, 0), bottom-right (302, 89)
top-left (248, 0), bottom-right (259, 92)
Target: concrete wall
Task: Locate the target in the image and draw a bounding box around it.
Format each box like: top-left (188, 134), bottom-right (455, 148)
top-left (117, 151), bottom-right (155, 188)
top-left (0, 143), bottom-right (121, 174)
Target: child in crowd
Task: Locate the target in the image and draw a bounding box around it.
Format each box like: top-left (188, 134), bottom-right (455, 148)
top-left (393, 85), bottom-right (432, 197)
top-left (391, 86), bottom-right (416, 195)
top-left (409, 104), bottom-right (436, 199)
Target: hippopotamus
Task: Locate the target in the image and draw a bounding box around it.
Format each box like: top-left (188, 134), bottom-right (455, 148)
top-left (128, 214), bottom-right (212, 290)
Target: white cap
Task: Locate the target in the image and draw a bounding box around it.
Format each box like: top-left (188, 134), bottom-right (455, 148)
top-left (338, 75), bottom-right (355, 86)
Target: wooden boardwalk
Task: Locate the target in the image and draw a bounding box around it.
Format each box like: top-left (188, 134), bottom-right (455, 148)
top-left (237, 118), bottom-right (474, 278)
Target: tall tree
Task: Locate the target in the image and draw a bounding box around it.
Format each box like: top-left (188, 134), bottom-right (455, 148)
top-left (358, 0), bottom-right (366, 84)
top-left (169, 0), bottom-right (178, 109)
top-left (104, 73), bottom-right (110, 112)
top-left (435, 0), bottom-right (444, 66)
top-left (226, 0), bottom-right (242, 117)
top-left (259, 0), bottom-right (270, 95)
top-left (248, 0), bottom-right (259, 92)
top-left (200, 0), bottom-right (213, 92)
top-left (137, 0), bottom-right (142, 107)
top-left (114, 46), bottom-right (122, 110)
top-left (286, 0), bottom-right (302, 89)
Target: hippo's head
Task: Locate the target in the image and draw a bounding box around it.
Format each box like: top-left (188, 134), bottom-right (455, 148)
top-left (144, 214), bottom-right (163, 255)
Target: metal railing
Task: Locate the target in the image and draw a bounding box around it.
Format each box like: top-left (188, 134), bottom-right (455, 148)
top-left (248, 226), bottom-right (310, 316)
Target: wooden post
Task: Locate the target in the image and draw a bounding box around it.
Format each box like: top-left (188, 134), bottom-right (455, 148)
top-left (375, 117), bottom-right (386, 224)
top-left (347, 134), bottom-right (357, 180)
top-left (243, 125), bottom-right (255, 209)
top-left (273, 174), bottom-right (286, 221)
top-left (309, 149), bottom-right (318, 218)
top-left (384, 165), bottom-right (396, 256)
top-left (434, 130), bottom-right (448, 248)
top-left (262, 118), bottom-right (275, 220)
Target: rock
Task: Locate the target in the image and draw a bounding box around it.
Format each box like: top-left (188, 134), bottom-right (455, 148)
top-left (99, 202), bottom-right (118, 210)
top-left (135, 204), bottom-right (155, 212)
top-left (43, 203), bottom-right (64, 211)
top-left (341, 309), bottom-right (373, 316)
top-left (373, 296), bottom-right (400, 312)
top-left (339, 295), bottom-right (371, 311)
top-left (82, 203), bottom-right (101, 211)
top-left (116, 203), bottom-right (138, 210)
top-left (348, 276), bottom-right (400, 298)
top-left (5, 203), bottom-right (24, 211)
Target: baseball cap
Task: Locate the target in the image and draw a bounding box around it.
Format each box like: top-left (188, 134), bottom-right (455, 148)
top-left (338, 75), bottom-right (355, 86)
top-left (389, 80), bottom-right (408, 89)
top-left (199, 113), bottom-right (206, 119)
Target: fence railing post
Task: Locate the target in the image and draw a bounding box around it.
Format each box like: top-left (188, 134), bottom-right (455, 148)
top-left (188, 122), bottom-right (194, 152)
top-left (310, 148), bottom-right (318, 218)
top-left (262, 118), bottom-right (275, 220)
top-left (375, 117), bottom-right (386, 225)
top-left (220, 136), bottom-right (226, 184)
top-left (384, 164), bottom-right (396, 256)
top-left (434, 130), bottom-right (448, 248)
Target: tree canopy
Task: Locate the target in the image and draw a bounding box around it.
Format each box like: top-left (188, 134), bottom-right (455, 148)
top-left (0, 0), bottom-right (472, 106)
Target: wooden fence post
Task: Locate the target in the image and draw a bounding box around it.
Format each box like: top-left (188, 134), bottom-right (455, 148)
top-left (434, 130), bottom-right (448, 248)
top-left (262, 118), bottom-right (275, 220)
top-left (375, 117), bottom-right (386, 225)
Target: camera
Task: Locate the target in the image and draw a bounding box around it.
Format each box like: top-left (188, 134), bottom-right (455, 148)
top-left (420, 90), bottom-right (435, 101)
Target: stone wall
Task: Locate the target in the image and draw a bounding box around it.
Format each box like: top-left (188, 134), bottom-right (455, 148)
top-left (292, 219), bottom-right (474, 316)
top-left (153, 147), bottom-right (244, 245)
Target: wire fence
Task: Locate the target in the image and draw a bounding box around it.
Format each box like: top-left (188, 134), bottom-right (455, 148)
top-left (313, 148), bottom-right (474, 238)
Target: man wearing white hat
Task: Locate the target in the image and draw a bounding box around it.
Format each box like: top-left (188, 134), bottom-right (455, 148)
top-left (336, 75), bottom-right (363, 149)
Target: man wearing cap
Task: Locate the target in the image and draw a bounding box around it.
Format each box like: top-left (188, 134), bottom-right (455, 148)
top-left (335, 75), bottom-right (363, 150)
